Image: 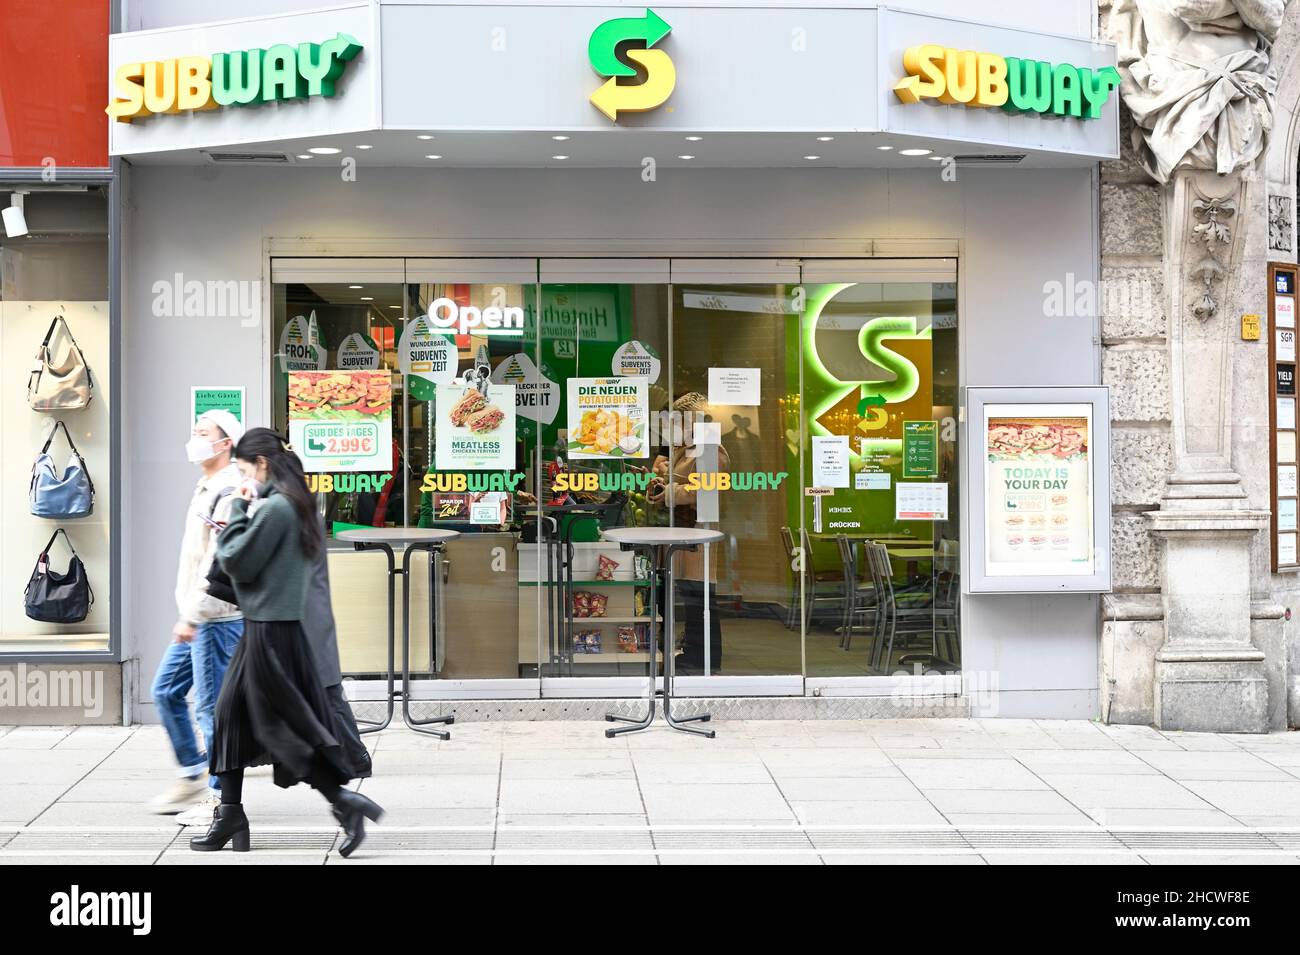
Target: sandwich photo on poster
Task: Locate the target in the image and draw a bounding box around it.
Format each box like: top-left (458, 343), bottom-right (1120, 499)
top-left (983, 409), bottom-right (1093, 575)
top-left (566, 376), bottom-right (648, 459)
top-left (436, 381), bottom-right (516, 470)
top-left (288, 370), bottom-right (392, 473)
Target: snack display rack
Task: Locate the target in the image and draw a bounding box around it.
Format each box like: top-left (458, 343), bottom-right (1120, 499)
top-left (516, 540), bottom-right (662, 671)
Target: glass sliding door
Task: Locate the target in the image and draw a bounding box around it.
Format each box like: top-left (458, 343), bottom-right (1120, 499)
top-left (666, 261), bottom-right (804, 691)
top-left (798, 261), bottom-right (960, 680)
top-left (536, 260), bottom-right (670, 693)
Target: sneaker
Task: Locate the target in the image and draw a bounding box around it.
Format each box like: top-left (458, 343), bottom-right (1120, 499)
top-left (148, 772), bottom-right (209, 814)
top-left (175, 792), bottom-right (221, 827)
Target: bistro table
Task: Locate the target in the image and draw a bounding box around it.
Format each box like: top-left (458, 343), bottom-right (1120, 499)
top-left (337, 527), bottom-right (461, 739)
top-left (600, 526), bottom-right (725, 739)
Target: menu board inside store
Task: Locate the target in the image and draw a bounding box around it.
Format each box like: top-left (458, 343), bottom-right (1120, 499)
top-left (1269, 262), bottom-right (1299, 572)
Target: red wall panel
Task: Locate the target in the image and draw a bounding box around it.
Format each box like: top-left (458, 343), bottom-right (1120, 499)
top-left (0, 0), bottom-right (109, 168)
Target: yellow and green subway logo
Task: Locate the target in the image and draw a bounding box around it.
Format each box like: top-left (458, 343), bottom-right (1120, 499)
top-left (106, 33), bottom-right (362, 123)
top-left (894, 45), bottom-right (1120, 119)
top-left (588, 9), bottom-right (675, 121)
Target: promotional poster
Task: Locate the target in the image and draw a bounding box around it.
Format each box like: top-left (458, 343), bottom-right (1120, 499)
top-left (566, 376), bottom-right (648, 459)
top-left (288, 370), bottom-right (393, 473)
top-left (436, 381), bottom-right (517, 470)
top-left (984, 411), bottom-right (1092, 575)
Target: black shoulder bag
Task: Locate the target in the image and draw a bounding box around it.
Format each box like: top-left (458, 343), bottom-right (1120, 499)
top-left (24, 528), bottom-right (93, 623)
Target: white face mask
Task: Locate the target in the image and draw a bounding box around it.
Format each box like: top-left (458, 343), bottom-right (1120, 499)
top-left (185, 436), bottom-right (223, 464)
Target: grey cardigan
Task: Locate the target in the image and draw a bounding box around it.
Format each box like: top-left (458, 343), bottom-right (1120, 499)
top-left (216, 488), bottom-right (312, 622)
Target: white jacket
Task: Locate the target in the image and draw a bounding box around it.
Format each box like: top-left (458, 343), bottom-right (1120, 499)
top-left (175, 463), bottom-right (243, 625)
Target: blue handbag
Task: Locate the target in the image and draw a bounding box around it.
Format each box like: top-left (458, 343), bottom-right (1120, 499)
top-left (30, 420), bottom-right (94, 519)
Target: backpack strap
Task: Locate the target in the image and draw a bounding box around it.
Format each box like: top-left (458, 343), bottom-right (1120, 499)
top-left (209, 485), bottom-right (236, 520)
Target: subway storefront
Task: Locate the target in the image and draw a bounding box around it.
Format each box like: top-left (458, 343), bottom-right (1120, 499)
top-left (112, 2), bottom-right (1117, 719)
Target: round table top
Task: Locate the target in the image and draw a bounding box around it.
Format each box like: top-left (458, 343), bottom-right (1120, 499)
top-left (337, 527), bottom-right (461, 545)
top-left (602, 526), bottom-right (724, 547)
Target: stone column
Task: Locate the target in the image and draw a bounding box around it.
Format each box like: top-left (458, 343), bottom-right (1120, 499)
top-left (1149, 169), bottom-right (1269, 733)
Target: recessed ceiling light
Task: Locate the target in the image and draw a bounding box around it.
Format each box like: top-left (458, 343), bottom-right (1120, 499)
top-left (678, 154), bottom-right (695, 160)
top-left (803, 155), bottom-right (821, 161)
top-left (296, 154), bottom-right (313, 160)
top-left (929, 155), bottom-right (945, 161)
top-left (360, 296), bottom-right (374, 301)
top-left (307, 146), bottom-right (341, 155)
top-left (685, 135), bottom-right (703, 142)
top-left (349, 285), bottom-right (363, 289)
top-left (552, 155), bottom-right (570, 160)
top-left (355, 144), bottom-right (373, 150)
top-left (425, 154), bottom-right (442, 160)
top-left (551, 135), bottom-right (571, 141)
top-left (900, 148), bottom-right (932, 156)
top-left (875, 145), bottom-right (893, 151)
top-left (388, 305), bottom-right (401, 309)
top-left (816, 136), bottom-right (834, 142)
top-left (417, 134), bottom-right (435, 140)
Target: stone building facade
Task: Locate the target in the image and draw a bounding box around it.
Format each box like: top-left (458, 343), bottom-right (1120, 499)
top-left (1100, 0), bottom-right (1299, 732)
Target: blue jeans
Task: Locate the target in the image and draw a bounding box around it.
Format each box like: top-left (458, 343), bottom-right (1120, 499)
top-left (151, 619), bottom-right (244, 790)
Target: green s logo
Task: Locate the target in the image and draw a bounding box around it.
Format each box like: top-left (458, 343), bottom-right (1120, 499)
top-left (588, 9), bottom-right (676, 121)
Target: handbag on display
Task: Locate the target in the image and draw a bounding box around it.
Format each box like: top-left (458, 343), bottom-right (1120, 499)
top-left (30, 420), bottom-right (94, 519)
top-left (23, 528), bottom-right (93, 624)
top-left (28, 315), bottom-right (93, 412)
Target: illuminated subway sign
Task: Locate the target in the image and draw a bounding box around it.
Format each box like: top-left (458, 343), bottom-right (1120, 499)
top-left (106, 33), bottom-right (362, 122)
top-left (893, 45), bottom-right (1120, 119)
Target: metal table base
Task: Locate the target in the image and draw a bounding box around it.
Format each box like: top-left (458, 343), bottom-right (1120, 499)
top-left (601, 530), bottom-right (723, 739)
top-left (339, 529), bottom-right (459, 740)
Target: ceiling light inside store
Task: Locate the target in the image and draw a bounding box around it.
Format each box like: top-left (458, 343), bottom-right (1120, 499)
top-left (349, 285), bottom-right (363, 289)
top-left (685, 136), bottom-right (703, 142)
top-left (296, 154), bottom-right (313, 159)
top-left (803, 155), bottom-right (821, 160)
top-left (899, 148), bottom-right (932, 156)
top-left (816, 136), bottom-right (834, 142)
top-left (425, 154), bottom-right (442, 160)
top-left (875, 145), bottom-right (893, 151)
top-left (307, 146), bottom-right (341, 155)
top-left (360, 296), bottom-right (374, 301)
top-left (356, 144), bottom-right (373, 150)
top-left (552, 155), bottom-right (569, 160)
top-left (551, 135), bottom-right (570, 141)
top-left (678, 155), bottom-right (695, 160)
top-left (417, 134), bottom-right (435, 140)
top-left (2, 192), bottom-right (27, 238)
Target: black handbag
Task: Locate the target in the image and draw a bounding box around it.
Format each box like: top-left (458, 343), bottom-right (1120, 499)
top-left (24, 528), bottom-right (93, 623)
top-left (205, 488), bottom-right (238, 607)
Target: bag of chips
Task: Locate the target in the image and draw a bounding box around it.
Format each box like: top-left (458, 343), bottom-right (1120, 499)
top-left (617, 626), bottom-right (637, 653)
top-left (589, 592), bottom-right (608, 617)
top-left (596, 554), bottom-right (618, 581)
top-left (572, 591), bottom-right (591, 618)
top-left (575, 629), bottom-right (602, 653)
top-left (634, 588), bottom-right (647, 617)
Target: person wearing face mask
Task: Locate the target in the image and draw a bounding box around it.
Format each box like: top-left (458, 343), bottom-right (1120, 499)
top-left (148, 410), bottom-right (246, 817)
top-left (191, 428), bottom-right (384, 858)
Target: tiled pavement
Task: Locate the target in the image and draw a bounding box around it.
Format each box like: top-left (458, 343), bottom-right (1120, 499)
top-left (3, 718), bottom-right (1300, 864)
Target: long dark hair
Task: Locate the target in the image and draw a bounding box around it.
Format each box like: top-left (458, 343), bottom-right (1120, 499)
top-left (234, 428), bottom-right (322, 559)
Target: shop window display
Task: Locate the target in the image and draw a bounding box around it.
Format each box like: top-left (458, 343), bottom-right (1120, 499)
top-left (271, 261), bottom-right (960, 690)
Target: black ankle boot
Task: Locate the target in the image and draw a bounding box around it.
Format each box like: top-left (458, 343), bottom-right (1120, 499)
top-left (189, 804), bottom-right (250, 852)
top-left (331, 790), bottom-right (384, 858)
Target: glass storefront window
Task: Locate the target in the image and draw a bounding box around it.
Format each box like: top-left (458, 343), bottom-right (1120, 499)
top-left (0, 186), bottom-right (111, 653)
top-left (271, 258), bottom-right (960, 692)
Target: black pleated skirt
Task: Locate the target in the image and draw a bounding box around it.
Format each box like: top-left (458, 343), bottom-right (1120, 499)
top-left (210, 619), bottom-right (356, 788)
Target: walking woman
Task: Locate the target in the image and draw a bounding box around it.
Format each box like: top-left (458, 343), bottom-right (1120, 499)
top-left (191, 428), bottom-right (384, 857)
